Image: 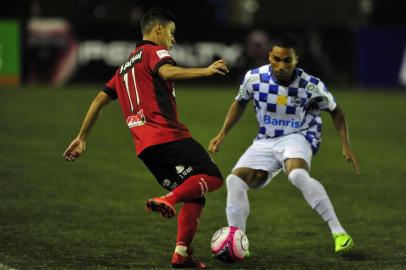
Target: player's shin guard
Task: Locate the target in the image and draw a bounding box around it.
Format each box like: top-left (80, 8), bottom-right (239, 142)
top-left (288, 169), bottom-right (345, 234)
top-left (225, 174), bottom-right (250, 232)
top-left (165, 174), bottom-right (223, 205)
top-left (176, 198), bottom-right (204, 248)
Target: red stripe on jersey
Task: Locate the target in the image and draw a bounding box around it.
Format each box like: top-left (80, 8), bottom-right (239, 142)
top-left (105, 41), bottom-right (191, 155)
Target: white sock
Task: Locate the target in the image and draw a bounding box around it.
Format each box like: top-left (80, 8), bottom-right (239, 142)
top-left (225, 174), bottom-right (250, 232)
top-left (288, 169), bottom-right (346, 234)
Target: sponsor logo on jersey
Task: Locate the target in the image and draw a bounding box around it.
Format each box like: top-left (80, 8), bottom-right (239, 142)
top-left (119, 49), bottom-right (143, 74)
top-left (306, 83), bottom-right (320, 94)
top-left (175, 164), bottom-right (193, 179)
top-left (237, 88), bottom-right (244, 99)
top-left (169, 182), bottom-right (178, 189)
top-left (175, 165), bottom-right (184, 174)
top-left (126, 109), bottom-right (146, 128)
top-left (156, 49), bottom-right (171, 59)
top-left (263, 115), bottom-right (302, 128)
top-left (237, 85), bottom-right (245, 99)
top-left (162, 179), bottom-right (171, 187)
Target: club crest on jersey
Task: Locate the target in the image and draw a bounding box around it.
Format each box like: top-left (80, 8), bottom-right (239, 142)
top-left (162, 179), bottom-right (171, 187)
top-left (126, 109), bottom-right (146, 128)
top-left (292, 96), bottom-right (303, 107)
top-left (162, 179), bottom-right (178, 189)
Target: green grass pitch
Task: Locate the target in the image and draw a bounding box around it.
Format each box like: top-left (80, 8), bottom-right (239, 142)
top-left (0, 84), bottom-right (406, 269)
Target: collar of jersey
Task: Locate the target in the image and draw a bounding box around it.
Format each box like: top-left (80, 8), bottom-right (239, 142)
top-left (269, 67), bottom-right (300, 86)
top-left (136, 40), bottom-right (159, 47)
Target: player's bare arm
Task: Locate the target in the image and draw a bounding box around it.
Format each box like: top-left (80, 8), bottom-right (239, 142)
top-left (209, 100), bottom-right (248, 155)
top-left (158, 59), bottom-right (229, 80)
top-left (63, 91), bottom-right (112, 161)
top-left (329, 104), bottom-right (360, 175)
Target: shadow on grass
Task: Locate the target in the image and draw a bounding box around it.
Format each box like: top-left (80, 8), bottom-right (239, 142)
top-left (340, 250), bottom-right (369, 261)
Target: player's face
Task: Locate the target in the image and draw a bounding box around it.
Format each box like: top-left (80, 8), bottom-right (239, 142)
top-left (269, 46), bottom-right (298, 83)
top-left (160, 21), bottom-right (176, 50)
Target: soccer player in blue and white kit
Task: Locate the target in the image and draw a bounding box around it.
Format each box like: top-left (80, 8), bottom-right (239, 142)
top-left (209, 36), bottom-right (360, 254)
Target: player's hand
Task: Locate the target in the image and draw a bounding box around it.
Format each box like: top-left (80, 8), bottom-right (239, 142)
top-left (63, 137), bottom-right (86, 161)
top-left (207, 59), bottom-right (229, 76)
top-left (342, 146), bottom-right (360, 175)
top-left (208, 132), bottom-right (225, 155)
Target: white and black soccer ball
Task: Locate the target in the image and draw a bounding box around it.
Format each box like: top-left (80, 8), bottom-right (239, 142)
top-left (211, 226), bottom-right (249, 262)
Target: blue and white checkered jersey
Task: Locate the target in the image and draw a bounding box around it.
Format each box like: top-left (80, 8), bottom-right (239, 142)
top-left (236, 64), bottom-right (336, 154)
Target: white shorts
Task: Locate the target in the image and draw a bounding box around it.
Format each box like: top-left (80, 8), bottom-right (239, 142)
top-left (233, 133), bottom-right (313, 188)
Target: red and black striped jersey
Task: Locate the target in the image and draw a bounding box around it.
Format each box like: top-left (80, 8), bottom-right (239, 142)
top-left (103, 40), bottom-right (191, 155)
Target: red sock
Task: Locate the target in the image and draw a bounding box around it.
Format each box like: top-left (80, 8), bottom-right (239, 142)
top-left (176, 201), bottom-right (204, 247)
top-left (165, 174), bottom-right (223, 205)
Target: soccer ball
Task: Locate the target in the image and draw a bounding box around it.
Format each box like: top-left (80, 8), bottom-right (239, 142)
top-left (210, 226), bottom-right (249, 262)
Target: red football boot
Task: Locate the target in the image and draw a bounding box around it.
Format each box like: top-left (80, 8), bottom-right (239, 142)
top-left (145, 197), bottom-right (176, 218)
top-left (171, 247), bottom-right (207, 269)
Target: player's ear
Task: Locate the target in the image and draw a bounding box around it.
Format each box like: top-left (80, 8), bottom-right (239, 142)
top-left (155, 23), bottom-right (162, 34)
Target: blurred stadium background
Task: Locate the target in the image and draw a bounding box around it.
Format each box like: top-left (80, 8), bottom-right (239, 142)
top-left (1, 0), bottom-right (406, 87)
top-left (1, 1), bottom-right (406, 269)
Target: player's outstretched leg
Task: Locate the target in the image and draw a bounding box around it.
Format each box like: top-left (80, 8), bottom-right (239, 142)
top-left (171, 198), bottom-right (206, 268)
top-left (145, 197), bottom-right (176, 218)
top-left (146, 174), bottom-right (222, 219)
top-left (288, 168), bottom-right (353, 254)
top-left (166, 174), bottom-right (223, 204)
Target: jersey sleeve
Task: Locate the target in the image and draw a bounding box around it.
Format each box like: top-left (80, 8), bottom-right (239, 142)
top-left (235, 71), bottom-right (253, 102)
top-left (316, 81), bottom-right (336, 111)
top-left (148, 47), bottom-right (176, 74)
top-left (102, 74), bottom-right (118, 100)
top-left (308, 80), bottom-right (336, 111)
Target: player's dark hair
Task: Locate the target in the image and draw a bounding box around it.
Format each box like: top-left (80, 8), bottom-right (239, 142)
top-left (271, 35), bottom-right (301, 55)
top-left (140, 7), bottom-right (176, 35)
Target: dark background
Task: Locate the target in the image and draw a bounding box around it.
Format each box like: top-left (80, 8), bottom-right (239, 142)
top-left (3, 0), bottom-right (406, 87)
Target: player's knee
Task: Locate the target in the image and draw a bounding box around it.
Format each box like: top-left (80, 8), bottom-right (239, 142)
top-left (189, 196), bottom-right (206, 206)
top-left (183, 196), bottom-right (206, 206)
top-left (207, 175), bottom-right (223, 192)
top-left (288, 168), bottom-right (310, 188)
top-left (226, 174), bottom-right (249, 191)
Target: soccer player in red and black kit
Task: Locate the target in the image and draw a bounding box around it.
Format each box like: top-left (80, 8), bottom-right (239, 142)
top-left (63, 8), bottom-right (228, 269)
